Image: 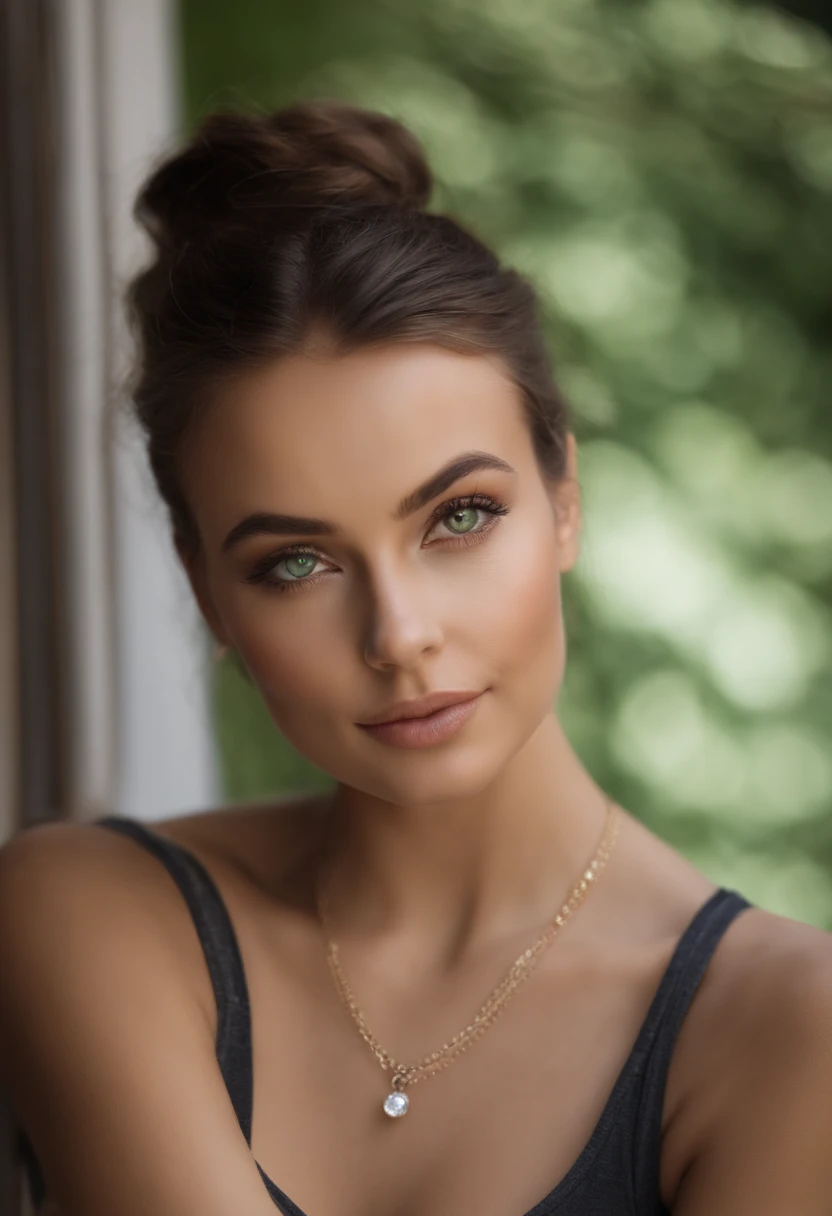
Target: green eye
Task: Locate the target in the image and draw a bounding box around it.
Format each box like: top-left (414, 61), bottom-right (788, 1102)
top-left (446, 507), bottom-right (479, 535)
top-left (282, 554), bottom-right (317, 579)
top-left (245, 493), bottom-right (510, 592)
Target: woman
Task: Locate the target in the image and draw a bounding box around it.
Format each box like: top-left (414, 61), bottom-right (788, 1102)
top-left (1, 100), bottom-right (831, 1216)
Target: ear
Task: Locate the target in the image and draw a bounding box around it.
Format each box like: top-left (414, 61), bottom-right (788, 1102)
top-left (174, 537), bottom-right (232, 650)
top-left (546, 433), bottom-right (581, 574)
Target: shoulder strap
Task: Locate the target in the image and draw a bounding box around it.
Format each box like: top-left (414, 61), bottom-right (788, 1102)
top-left (630, 885), bottom-right (754, 1205)
top-left (94, 816), bottom-right (255, 1144)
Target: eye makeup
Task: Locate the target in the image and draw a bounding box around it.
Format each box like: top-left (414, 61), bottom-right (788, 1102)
top-left (242, 492), bottom-right (512, 594)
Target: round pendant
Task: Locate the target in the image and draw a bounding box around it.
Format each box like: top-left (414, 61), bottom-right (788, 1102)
top-left (383, 1090), bottom-right (409, 1118)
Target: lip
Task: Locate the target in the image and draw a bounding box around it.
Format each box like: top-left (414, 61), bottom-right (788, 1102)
top-left (358, 690), bottom-right (484, 726)
top-left (357, 690), bottom-right (486, 750)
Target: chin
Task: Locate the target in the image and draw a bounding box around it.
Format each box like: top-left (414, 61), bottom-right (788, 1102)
top-left (322, 707), bottom-right (539, 806)
top-left (363, 747), bottom-right (511, 807)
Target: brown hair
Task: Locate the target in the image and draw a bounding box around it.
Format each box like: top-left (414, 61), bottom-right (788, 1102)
top-left (126, 99), bottom-right (570, 557)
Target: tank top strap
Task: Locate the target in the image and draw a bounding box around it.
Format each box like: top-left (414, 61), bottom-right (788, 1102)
top-left (629, 885), bottom-right (754, 1206)
top-left (94, 816), bottom-right (255, 1145)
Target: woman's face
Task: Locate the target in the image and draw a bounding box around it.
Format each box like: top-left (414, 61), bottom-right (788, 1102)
top-left (178, 341), bottom-right (581, 805)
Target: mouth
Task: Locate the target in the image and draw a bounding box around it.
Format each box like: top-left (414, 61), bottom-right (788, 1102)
top-left (357, 689), bottom-right (486, 727)
top-left (357, 690), bottom-right (487, 750)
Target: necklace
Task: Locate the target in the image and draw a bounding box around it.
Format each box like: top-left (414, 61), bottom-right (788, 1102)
top-left (317, 795), bottom-right (620, 1118)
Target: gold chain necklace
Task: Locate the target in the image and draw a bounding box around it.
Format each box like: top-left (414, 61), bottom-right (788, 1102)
top-left (318, 795), bottom-right (620, 1118)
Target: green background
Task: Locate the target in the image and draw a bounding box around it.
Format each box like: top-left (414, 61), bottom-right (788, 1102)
top-left (181, 0), bottom-right (832, 927)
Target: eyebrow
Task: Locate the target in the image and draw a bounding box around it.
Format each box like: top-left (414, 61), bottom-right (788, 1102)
top-left (220, 450), bottom-right (516, 554)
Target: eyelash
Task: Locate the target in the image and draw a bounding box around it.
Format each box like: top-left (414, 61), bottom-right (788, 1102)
top-left (243, 493), bottom-right (511, 594)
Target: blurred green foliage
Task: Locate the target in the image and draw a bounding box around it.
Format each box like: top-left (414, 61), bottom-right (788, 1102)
top-left (182, 0), bottom-right (832, 926)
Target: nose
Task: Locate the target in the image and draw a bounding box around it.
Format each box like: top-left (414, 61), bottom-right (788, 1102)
top-left (361, 564), bottom-right (445, 672)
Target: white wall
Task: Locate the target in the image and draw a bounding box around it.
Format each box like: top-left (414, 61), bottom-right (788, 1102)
top-left (56, 0), bottom-right (220, 822)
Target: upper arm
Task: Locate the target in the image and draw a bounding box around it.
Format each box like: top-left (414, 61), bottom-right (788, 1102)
top-left (671, 915), bottom-right (832, 1214)
top-left (0, 823), bottom-right (277, 1216)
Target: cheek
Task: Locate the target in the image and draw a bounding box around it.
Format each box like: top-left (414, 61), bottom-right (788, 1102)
top-left (234, 615), bottom-right (338, 716)
top-left (473, 516), bottom-right (564, 684)
top-left (236, 622), bottom-right (347, 769)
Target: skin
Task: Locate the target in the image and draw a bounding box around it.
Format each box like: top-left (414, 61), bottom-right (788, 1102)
top-left (1, 339), bottom-right (832, 1216)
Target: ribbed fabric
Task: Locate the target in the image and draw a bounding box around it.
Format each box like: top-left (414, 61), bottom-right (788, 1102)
top-left (20, 815), bottom-right (754, 1215)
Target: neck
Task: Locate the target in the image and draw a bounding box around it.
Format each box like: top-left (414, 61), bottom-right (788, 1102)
top-left (321, 713), bottom-right (610, 972)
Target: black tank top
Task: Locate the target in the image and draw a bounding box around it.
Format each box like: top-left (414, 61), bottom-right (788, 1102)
top-left (19, 815), bottom-right (754, 1215)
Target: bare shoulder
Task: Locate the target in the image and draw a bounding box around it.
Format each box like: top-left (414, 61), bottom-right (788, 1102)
top-left (0, 815), bottom-right (182, 930)
top-left (0, 819), bottom-right (281, 1215)
top-left (0, 817), bottom-right (218, 1061)
top-left (0, 812), bottom-right (214, 928)
top-left (664, 900), bottom-right (832, 1212)
top-left (618, 800), bottom-right (832, 1209)
top-left (687, 901), bottom-right (832, 1046)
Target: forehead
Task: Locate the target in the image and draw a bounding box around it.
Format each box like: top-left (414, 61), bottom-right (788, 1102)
top-left (181, 343), bottom-right (528, 533)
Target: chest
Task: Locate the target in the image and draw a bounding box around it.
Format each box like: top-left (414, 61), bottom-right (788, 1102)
top-left (241, 922), bottom-right (685, 1216)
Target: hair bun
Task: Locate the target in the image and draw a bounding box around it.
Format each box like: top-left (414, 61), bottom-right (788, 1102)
top-left (136, 99), bottom-right (434, 249)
